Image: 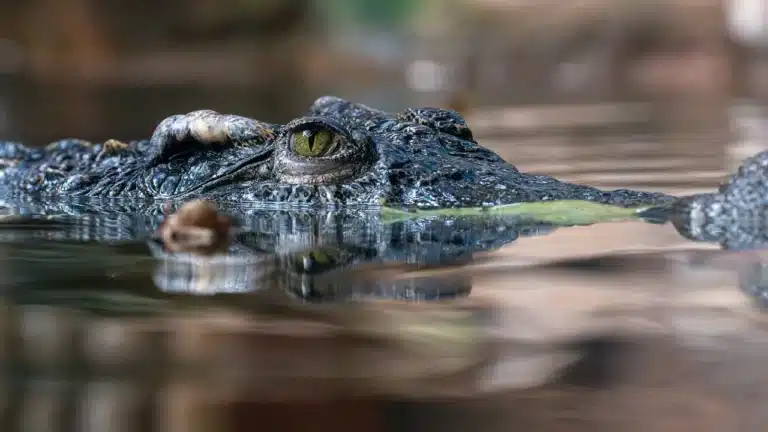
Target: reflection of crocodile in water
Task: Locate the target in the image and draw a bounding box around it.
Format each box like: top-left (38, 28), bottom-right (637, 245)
top-left (0, 207), bottom-right (557, 302)
top-left (0, 95), bottom-right (767, 248)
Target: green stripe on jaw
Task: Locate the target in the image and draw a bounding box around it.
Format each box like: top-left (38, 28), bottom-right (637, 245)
top-left (381, 200), bottom-right (654, 226)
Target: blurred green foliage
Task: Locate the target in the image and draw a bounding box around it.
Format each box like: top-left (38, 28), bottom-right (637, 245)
top-left (322, 0), bottom-right (419, 29)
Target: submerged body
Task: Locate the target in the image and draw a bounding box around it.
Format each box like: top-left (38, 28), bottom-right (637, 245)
top-left (0, 96), bottom-right (672, 209)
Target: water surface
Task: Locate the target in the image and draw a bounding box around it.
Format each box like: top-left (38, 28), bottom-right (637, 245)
top-left (2, 102), bottom-right (768, 431)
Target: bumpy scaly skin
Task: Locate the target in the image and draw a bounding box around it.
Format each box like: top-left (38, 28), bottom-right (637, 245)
top-left (670, 150), bottom-right (768, 249)
top-left (0, 96), bottom-right (674, 210)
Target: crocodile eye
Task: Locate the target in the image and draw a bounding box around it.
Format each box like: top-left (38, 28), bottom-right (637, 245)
top-left (276, 117), bottom-right (376, 185)
top-left (290, 128), bottom-right (336, 157)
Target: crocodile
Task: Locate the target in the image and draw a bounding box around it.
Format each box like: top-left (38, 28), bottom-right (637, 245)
top-left (0, 96), bottom-right (674, 210)
top-left (1, 95), bottom-right (768, 249)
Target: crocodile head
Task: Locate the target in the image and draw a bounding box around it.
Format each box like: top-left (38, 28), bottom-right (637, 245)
top-left (153, 96), bottom-right (671, 208)
top-left (1, 96), bottom-right (673, 209)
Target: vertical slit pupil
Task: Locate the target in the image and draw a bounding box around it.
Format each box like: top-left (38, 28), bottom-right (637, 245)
top-left (303, 130), bottom-right (315, 152)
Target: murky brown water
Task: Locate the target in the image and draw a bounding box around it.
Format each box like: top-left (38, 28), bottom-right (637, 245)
top-left (2, 93), bottom-right (768, 431)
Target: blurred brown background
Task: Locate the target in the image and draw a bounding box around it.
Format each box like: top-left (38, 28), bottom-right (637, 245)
top-left (2, 2), bottom-right (768, 431)
top-left (0, 0), bottom-right (764, 147)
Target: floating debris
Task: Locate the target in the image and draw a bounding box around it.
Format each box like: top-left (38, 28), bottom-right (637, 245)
top-left (157, 200), bottom-right (233, 255)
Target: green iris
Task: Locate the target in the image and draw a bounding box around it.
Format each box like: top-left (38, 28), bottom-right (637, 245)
top-left (292, 128), bottom-right (334, 157)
